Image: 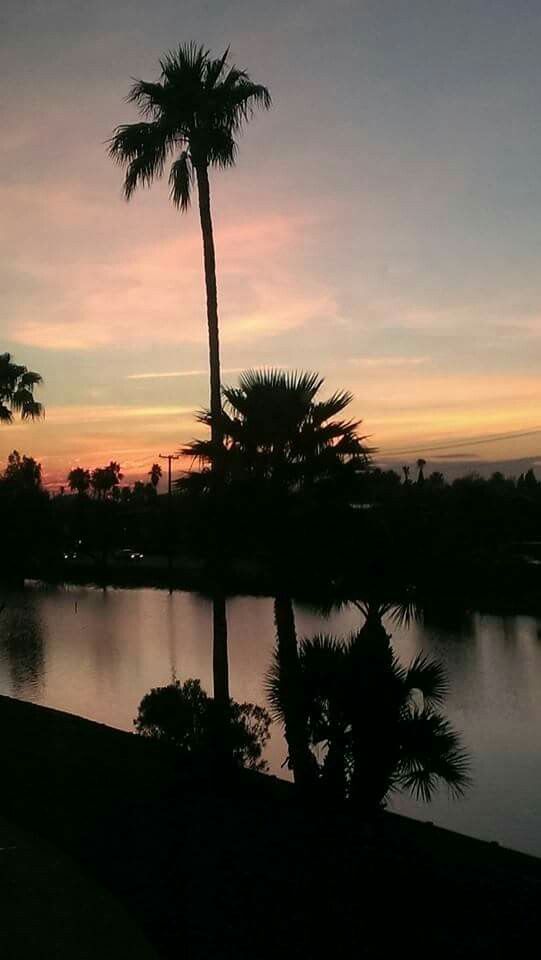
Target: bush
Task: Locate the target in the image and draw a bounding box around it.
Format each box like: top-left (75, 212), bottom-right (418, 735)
top-left (134, 678), bottom-right (271, 772)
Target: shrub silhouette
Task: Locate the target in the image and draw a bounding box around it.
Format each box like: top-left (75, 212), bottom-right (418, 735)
top-left (134, 678), bottom-right (271, 772)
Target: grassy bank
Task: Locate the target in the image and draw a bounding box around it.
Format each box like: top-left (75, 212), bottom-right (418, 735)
top-left (0, 815), bottom-right (158, 959)
top-left (1, 694), bottom-right (540, 958)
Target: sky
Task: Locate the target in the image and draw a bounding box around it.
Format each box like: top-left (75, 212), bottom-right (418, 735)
top-left (2, 0), bottom-right (541, 486)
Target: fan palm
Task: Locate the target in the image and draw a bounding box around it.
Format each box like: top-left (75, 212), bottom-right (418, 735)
top-left (266, 620), bottom-right (470, 811)
top-left (0, 353), bottom-right (43, 423)
top-left (186, 368), bottom-right (371, 491)
top-left (108, 44), bottom-right (271, 463)
top-left (183, 368), bottom-right (372, 775)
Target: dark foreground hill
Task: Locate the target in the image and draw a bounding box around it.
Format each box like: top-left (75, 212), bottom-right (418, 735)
top-left (0, 694), bottom-right (539, 958)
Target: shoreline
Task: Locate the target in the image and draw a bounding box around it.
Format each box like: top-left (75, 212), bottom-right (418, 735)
top-left (4, 559), bottom-right (541, 617)
top-left (1, 694), bottom-right (540, 957)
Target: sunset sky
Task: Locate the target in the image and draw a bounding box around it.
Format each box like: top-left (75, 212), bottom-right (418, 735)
top-left (2, 0), bottom-right (541, 486)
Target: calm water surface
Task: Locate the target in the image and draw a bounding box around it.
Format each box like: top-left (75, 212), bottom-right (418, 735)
top-left (1, 581), bottom-right (541, 857)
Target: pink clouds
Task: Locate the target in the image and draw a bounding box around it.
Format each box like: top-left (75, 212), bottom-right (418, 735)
top-left (2, 171), bottom-right (337, 351)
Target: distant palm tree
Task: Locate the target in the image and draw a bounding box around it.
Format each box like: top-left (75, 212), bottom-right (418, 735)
top-left (402, 464), bottom-right (410, 485)
top-left (0, 353), bottom-right (43, 423)
top-left (109, 44), bottom-right (271, 466)
top-left (416, 458), bottom-right (426, 485)
top-left (90, 462), bottom-right (123, 500)
top-left (67, 467), bottom-right (91, 496)
top-left (149, 463), bottom-right (162, 488)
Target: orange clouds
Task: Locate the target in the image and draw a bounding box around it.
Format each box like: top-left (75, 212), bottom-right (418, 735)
top-left (0, 404), bottom-right (196, 486)
top-left (2, 369), bottom-right (539, 488)
top-left (339, 372), bottom-right (541, 459)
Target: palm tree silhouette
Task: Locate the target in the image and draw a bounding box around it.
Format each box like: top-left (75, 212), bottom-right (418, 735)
top-left (187, 369), bottom-right (371, 489)
top-left (267, 616), bottom-right (470, 810)
top-left (108, 44), bottom-right (271, 466)
top-left (110, 45), bottom-right (270, 711)
top-left (185, 368), bottom-right (372, 784)
top-left (67, 467), bottom-right (91, 496)
top-left (149, 463), bottom-right (162, 489)
top-left (416, 458), bottom-right (426, 485)
top-left (0, 353), bottom-right (43, 423)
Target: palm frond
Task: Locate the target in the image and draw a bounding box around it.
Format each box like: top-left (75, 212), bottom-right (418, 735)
top-left (108, 121), bottom-right (175, 199)
top-left (206, 127), bottom-right (238, 169)
top-left (264, 648), bottom-right (286, 725)
top-left (204, 46), bottom-right (230, 89)
top-left (387, 595), bottom-right (422, 629)
top-left (126, 79), bottom-right (169, 118)
top-left (237, 368), bottom-right (323, 401)
top-left (404, 654), bottom-right (449, 707)
top-left (168, 150), bottom-right (193, 210)
top-left (398, 707), bottom-right (471, 802)
top-left (311, 390), bottom-right (354, 423)
top-left (19, 370), bottom-right (43, 388)
top-left (159, 42), bottom-right (209, 83)
top-left (218, 76), bottom-right (272, 130)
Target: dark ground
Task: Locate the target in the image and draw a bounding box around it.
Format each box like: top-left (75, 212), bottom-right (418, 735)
top-left (0, 816), bottom-right (158, 959)
top-left (1, 694), bottom-right (540, 958)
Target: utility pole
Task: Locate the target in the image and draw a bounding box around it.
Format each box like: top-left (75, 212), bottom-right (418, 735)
top-left (159, 453), bottom-right (180, 576)
top-left (159, 453), bottom-right (180, 496)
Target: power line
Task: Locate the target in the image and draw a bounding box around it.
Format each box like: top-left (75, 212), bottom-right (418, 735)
top-left (379, 426), bottom-right (541, 458)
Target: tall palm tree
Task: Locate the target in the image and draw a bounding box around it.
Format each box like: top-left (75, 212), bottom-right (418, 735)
top-left (0, 353), bottom-right (43, 423)
top-left (109, 45), bottom-right (270, 710)
top-left (184, 369), bottom-right (372, 784)
top-left (108, 44), bottom-right (271, 463)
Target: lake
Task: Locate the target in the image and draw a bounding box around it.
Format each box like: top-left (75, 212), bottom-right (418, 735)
top-left (1, 581), bottom-right (540, 857)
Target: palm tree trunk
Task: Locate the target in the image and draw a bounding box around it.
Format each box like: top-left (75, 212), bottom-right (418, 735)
top-left (195, 162), bottom-right (223, 464)
top-left (195, 161), bottom-right (229, 705)
top-left (273, 594), bottom-right (317, 793)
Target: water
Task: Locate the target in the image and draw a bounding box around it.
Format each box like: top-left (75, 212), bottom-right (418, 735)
top-left (1, 581), bottom-right (541, 857)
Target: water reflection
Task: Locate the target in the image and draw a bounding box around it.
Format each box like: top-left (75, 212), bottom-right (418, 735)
top-left (0, 587), bottom-right (45, 697)
top-left (2, 582), bottom-right (541, 856)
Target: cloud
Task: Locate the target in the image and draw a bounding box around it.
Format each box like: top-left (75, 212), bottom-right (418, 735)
top-left (127, 369), bottom-right (215, 381)
top-left (0, 403), bottom-right (198, 485)
top-left (349, 355), bottom-right (429, 368)
top-left (2, 178), bottom-right (337, 351)
top-left (126, 364), bottom-right (287, 380)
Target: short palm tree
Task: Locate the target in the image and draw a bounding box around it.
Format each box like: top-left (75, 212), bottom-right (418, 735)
top-left (108, 44), bottom-right (271, 463)
top-left (267, 621), bottom-right (470, 811)
top-left (0, 353), bottom-right (43, 423)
